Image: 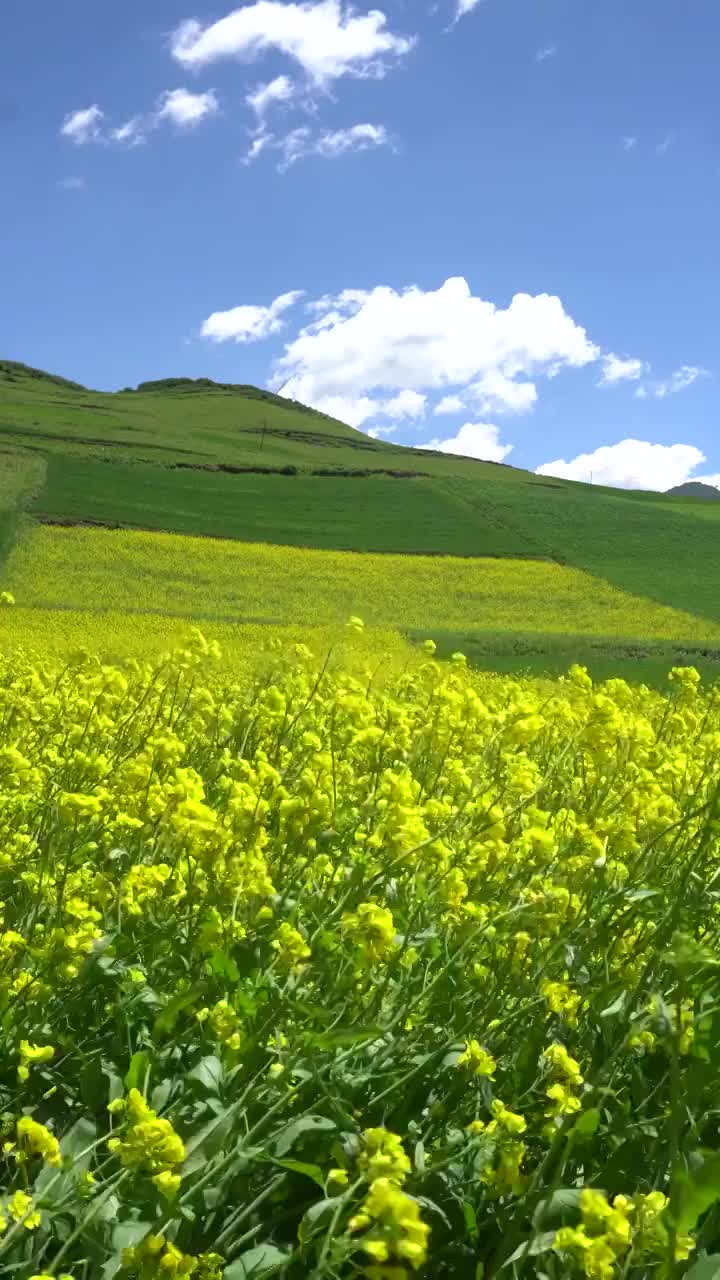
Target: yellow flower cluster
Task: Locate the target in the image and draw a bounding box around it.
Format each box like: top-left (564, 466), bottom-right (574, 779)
top-left (108, 1089), bottom-right (185, 1195)
top-left (554, 1188), bottom-right (695, 1278)
top-left (0, 630), bottom-right (717, 1276)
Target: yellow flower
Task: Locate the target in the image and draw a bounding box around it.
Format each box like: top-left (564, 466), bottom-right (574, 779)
top-left (17, 1040), bottom-right (55, 1082)
top-left (14, 1117), bottom-right (61, 1166)
top-left (341, 902), bottom-right (397, 964)
top-left (8, 1189), bottom-right (41, 1229)
top-left (271, 922), bottom-right (311, 972)
top-left (358, 1128), bottom-right (411, 1185)
top-left (457, 1040), bottom-right (496, 1078)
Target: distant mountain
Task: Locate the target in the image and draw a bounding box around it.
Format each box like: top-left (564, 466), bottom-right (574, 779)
top-left (667, 481), bottom-right (720, 500)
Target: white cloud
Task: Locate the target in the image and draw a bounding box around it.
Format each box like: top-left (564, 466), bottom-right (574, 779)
top-left (434, 393), bottom-right (465, 415)
top-left (470, 369), bottom-right (537, 414)
top-left (171, 2), bottom-right (415, 85)
top-left (201, 290), bottom-right (304, 343)
top-left (367, 424), bottom-right (397, 439)
top-left (272, 277), bottom-right (598, 418)
top-left (656, 130), bottom-right (677, 155)
top-left (245, 121), bottom-right (391, 168)
top-left (455, 0), bottom-right (483, 18)
top-left (382, 389), bottom-right (426, 419)
top-left (246, 75), bottom-right (295, 119)
top-left (636, 365), bottom-right (708, 400)
top-left (57, 176), bottom-right (85, 191)
top-left (156, 88), bottom-right (220, 127)
top-left (623, 135), bottom-right (637, 152)
top-left (536, 438), bottom-right (708, 491)
top-left (314, 122), bottom-right (389, 157)
top-left (426, 422), bottom-right (512, 463)
top-left (536, 43), bottom-right (557, 62)
top-left (61, 105), bottom-right (104, 145)
top-left (694, 475), bottom-right (720, 490)
top-left (61, 91), bottom-right (219, 150)
top-left (111, 117), bottom-right (147, 146)
top-left (598, 353), bottom-right (646, 386)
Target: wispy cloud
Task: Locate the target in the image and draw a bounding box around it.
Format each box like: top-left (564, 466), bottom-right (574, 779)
top-left (622, 136), bottom-right (637, 152)
top-left (636, 365), bottom-right (709, 400)
top-left (655, 130), bottom-right (677, 155)
top-left (453, 0), bottom-right (484, 20)
top-left (110, 117), bottom-right (147, 147)
top-left (246, 75), bottom-right (296, 121)
top-left (244, 121), bottom-right (393, 170)
top-left (60, 90), bottom-right (220, 150)
top-left (598, 353), bottom-right (647, 387)
top-left (536, 43), bottom-right (557, 62)
top-left (57, 176), bottom-right (85, 191)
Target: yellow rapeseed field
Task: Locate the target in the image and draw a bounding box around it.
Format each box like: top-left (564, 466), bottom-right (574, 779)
top-left (0, 605), bottom-right (719, 1278)
top-left (0, 605), bottom-right (413, 672)
top-left (6, 524), bottom-right (720, 644)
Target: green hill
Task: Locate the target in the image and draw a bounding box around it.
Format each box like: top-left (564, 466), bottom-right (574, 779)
top-left (666, 480), bottom-right (720, 500)
top-left (3, 357), bottom-right (720, 685)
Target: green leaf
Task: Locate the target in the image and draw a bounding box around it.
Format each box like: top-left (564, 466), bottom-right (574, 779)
top-left (670, 1152), bottom-right (720, 1234)
top-left (463, 1200), bottom-right (479, 1244)
top-left (189, 1055), bottom-right (224, 1093)
top-left (303, 1025), bottom-right (384, 1049)
top-left (532, 1189), bottom-right (583, 1229)
top-left (112, 1221), bottom-right (154, 1252)
top-left (298, 1199), bottom-right (336, 1245)
top-left (600, 994), bottom-right (627, 1018)
top-left (571, 1108), bottom-right (601, 1141)
top-left (154, 985), bottom-right (205, 1038)
top-left (503, 1231), bottom-right (558, 1266)
top-left (61, 1117), bottom-right (97, 1171)
top-left (274, 1115), bottom-right (337, 1157)
top-left (124, 1051), bottom-right (150, 1093)
top-left (685, 1257), bottom-right (720, 1280)
top-left (205, 950), bottom-right (240, 983)
top-left (224, 1244), bottom-right (289, 1278)
top-left (266, 1158), bottom-right (325, 1189)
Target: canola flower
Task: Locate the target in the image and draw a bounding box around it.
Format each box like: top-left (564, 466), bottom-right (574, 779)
top-left (0, 629), bottom-right (718, 1275)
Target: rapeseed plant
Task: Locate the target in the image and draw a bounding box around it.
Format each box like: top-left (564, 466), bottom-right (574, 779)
top-left (0, 627), bottom-right (716, 1276)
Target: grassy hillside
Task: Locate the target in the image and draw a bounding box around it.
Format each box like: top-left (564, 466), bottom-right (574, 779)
top-left (3, 357), bottom-right (720, 685)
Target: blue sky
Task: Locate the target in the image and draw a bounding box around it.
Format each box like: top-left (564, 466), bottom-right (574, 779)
top-left (2, 0), bottom-right (719, 489)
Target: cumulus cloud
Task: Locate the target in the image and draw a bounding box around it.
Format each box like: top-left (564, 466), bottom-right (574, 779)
top-left (636, 365), bottom-right (708, 400)
top-left (598, 353), bottom-right (647, 386)
top-left (246, 74), bottom-right (296, 119)
top-left (156, 88), bottom-right (220, 127)
top-left (470, 369), bottom-right (537, 415)
top-left (271, 277), bottom-right (598, 422)
top-left (367, 424), bottom-right (398, 439)
top-left (60, 106), bottom-right (104, 145)
top-left (434, 393), bottom-right (465, 415)
top-left (426, 423), bottom-right (512, 463)
top-left (244, 121), bottom-right (391, 168)
top-left (171, 2), bottom-right (415, 85)
top-left (382, 389), bottom-right (426, 419)
top-left (200, 290), bottom-right (304, 343)
top-left (536, 438), bottom-right (710, 491)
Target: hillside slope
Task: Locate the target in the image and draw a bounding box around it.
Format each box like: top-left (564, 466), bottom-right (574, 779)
top-left (3, 358), bottom-right (720, 684)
